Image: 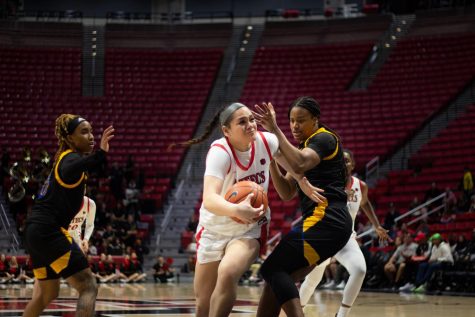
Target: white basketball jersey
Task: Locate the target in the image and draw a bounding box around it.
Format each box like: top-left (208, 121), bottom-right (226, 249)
top-left (68, 196), bottom-right (96, 244)
top-left (199, 131), bottom-right (275, 236)
top-left (346, 176), bottom-right (362, 231)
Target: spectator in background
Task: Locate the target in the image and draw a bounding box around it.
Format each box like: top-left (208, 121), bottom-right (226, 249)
top-left (121, 252), bottom-right (146, 282)
top-left (424, 182), bottom-right (442, 204)
top-left (453, 234), bottom-right (468, 262)
top-left (461, 167), bottom-right (473, 206)
top-left (0, 253), bottom-right (12, 283)
top-left (153, 256), bottom-right (175, 283)
top-left (469, 195), bottom-right (475, 213)
top-left (18, 255), bottom-right (35, 283)
top-left (88, 243), bottom-right (98, 256)
top-left (384, 202), bottom-right (400, 236)
top-left (108, 237), bottom-right (124, 256)
top-left (112, 201), bottom-right (126, 222)
top-left (384, 233), bottom-right (418, 288)
top-left (464, 229), bottom-right (475, 263)
top-left (399, 232), bottom-right (431, 292)
top-left (444, 187), bottom-right (457, 213)
top-left (123, 214), bottom-right (138, 247)
top-left (124, 179), bottom-right (140, 213)
top-left (440, 211), bottom-right (455, 224)
top-left (414, 220), bottom-right (430, 237)
top-left (409, 196), bottom-right (421, 210)
top-left (86, 255), bottom-right (100, 282)
top-left (102, 224), bottom-right (116, 242)
top-left (8, 256), bottom-right (20, 282)
top-left (133, 238), bottom-right (149, 263)
top-left (413, 233), bottom-right (453, 293)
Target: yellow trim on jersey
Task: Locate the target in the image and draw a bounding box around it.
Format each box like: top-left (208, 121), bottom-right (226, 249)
top-left (54, 150), bottom-right (85, 189)
top-left (302, 200), bottom-right (327, 265)
top-left (303, 127), bottom-right (339, 160)
top-left (323, 142), bottom-right (339, 161)
top-left (50, 251), bottom-right (71, 273)
top-left (61, 227), bottom-right (73, 243)
top-left (303, 199), bottom-right (327, 232)
top-left (33, 267), bottom-right (47, 279)
top-left (303, 240), bottom-right (320, 265)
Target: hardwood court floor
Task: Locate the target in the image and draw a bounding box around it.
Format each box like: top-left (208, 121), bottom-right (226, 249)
top-left (0, 282), bottom-right (474, 316)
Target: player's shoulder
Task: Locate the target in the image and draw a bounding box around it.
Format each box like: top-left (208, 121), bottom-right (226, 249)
top-left (353, 176), bottom-right (367, 190)
top-left (258, 131), bottom-right (278, 145)
top-left (209, 138), bottom-right (231, 156)
top-left (86, 197), bottom-right (96, 207)
top-left (306, 130), bottom-right (334, 144)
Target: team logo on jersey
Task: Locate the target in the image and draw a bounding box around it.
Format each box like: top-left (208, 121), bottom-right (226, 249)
top-left (239, 171), bottom-right (266, 185)
top-left (346, 188), bottom-right (358, 202)
top-left (257, 216), bottom-right (268, 226)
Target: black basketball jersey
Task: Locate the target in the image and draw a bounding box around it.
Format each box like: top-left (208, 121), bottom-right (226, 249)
top-left (297, 127), bottom-right (347, 217)
top-left (26, 149), bottom-right (106, 228)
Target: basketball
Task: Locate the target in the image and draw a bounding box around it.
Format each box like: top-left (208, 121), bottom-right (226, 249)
top-left (224, 181), bottom-right (268, 223)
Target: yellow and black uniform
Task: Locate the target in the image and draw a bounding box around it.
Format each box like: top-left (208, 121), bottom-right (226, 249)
top-left (24, 149), bottom-right (106, 280)
top-left (261, 127), bottom-right (352, 305)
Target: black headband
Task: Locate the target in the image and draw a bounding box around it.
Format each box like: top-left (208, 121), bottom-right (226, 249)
top-left (67, 117), bottom-right (86, 134)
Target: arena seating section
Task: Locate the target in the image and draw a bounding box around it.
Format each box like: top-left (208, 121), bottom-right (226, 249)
top-left (0, 23), bottom-right (228, 216)
top-left (370, 104), bottom-right (475, 239)
top-left (1, 15), bottom-right (474, 253)
top-left (239, 17), bottom-right (475, 237)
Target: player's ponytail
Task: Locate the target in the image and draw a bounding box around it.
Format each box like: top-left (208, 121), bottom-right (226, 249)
top-left (168, 103), bottom-right (245, 149)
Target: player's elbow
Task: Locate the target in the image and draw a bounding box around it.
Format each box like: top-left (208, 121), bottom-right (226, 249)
top-left (276, 187), bottom-right (296, 201)
top-left (292, 163), bottom-right (307, 175)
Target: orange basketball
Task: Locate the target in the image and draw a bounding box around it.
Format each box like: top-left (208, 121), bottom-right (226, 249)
top-left (224, 181), bottom-right (268, 224)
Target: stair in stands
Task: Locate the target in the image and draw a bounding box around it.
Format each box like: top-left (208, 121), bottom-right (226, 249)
top-left (82, 24), bottom-right (105, 96)
top-left (349, 14), bottom-right (415, 90)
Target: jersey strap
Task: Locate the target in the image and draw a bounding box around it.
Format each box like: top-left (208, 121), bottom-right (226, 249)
top-left (258, 131), bottom-right (273, 161)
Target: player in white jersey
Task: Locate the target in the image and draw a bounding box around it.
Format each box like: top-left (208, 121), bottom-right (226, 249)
top-left (172, 103), bottom-right (277, 317)
top-left (67, 196), bottom-right (96, 254)
top-left (299, 149), bottom-right (390, 317)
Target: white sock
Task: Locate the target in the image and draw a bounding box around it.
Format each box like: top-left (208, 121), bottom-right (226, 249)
top-left (337, 306), bottom-right (351, 317)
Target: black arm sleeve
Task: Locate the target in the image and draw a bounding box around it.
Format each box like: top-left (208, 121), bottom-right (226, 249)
top-left (305, 132), bottom-right (337, 159)
top-left (60, 150), bottom-right (106, 183)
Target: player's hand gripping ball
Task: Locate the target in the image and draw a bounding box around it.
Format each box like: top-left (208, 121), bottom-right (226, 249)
top-left (225, 181), bottom-right (268, 224)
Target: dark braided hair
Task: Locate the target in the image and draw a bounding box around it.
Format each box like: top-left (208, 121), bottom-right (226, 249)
top-left (54, 114), bottom-right (79, 162)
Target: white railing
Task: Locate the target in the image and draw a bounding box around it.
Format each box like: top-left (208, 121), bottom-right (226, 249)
top-left (365, 156), bottom-right (379, 188)
top-left (357, 192), bottom-right (446, 245)
top-left (155, 163), bottom-right (192, 248)
top-left (267, 192), bottom-right (447, 248)
top-left (393, 192), bottom-right (446, 224)
top-left (0, 200), bottom-right (19, 253)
